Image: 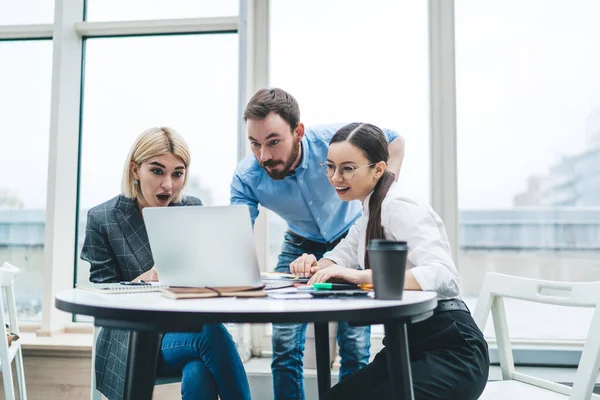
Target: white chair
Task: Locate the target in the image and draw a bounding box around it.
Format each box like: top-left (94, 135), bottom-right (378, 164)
top-left (474, 272), bottom-right (600, 400)
top-left (91, 326), bottom-right (181, 400)
top-left (0, 262), bottom-right (26, 400)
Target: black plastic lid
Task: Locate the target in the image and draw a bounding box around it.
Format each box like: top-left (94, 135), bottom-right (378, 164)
top-left (367, 239), bottom-right (408, 251)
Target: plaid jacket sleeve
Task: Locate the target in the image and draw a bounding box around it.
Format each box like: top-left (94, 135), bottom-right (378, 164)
top-left (81, 209), bottom-right (123, 283)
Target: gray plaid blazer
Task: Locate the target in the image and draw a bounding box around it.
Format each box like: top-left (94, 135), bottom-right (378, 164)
top-left (81, 194), bottom-right (202, 400)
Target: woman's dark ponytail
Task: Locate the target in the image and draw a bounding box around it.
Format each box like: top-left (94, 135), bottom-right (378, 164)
top-left (365, 170), bottom-right (394, 269)
top-left (329, 122), bottom-right (395, 269)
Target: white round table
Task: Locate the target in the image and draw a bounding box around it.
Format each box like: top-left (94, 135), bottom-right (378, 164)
top-left (56, 289), bottom-right (437, 400)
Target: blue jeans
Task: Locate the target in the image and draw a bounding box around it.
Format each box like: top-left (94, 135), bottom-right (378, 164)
top-left (272, 232), bottom-right (371, 400)
top-left (157, 324), bottom-right (251, 400)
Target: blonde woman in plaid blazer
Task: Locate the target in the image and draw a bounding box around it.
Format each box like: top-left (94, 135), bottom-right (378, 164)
top-left (81, 127), bottom-right (251, 400)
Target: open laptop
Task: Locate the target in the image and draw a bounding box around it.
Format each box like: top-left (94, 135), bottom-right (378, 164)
top-left (142, 205), bottom-right (263, 288)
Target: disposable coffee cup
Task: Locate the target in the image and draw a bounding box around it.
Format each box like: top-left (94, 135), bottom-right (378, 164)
top-left (367, 240), bottom-right (408, 300)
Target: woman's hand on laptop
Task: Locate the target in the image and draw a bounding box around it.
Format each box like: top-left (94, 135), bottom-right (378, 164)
top-left (308, 266), bottom-right (369, 285)
top-left (133, 266), bottom-right (159, 283)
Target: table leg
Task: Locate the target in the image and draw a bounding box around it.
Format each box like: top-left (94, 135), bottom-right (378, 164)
top-left (384, 322), bottom-right (414, 400)
top-left (124, 330), bottom-right (161, 400)
top-left (314, 322), bottom-right (331, 400)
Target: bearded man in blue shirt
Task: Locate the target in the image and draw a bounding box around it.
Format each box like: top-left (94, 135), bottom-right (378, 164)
top-left (230, 88), bottom-right (405, 400)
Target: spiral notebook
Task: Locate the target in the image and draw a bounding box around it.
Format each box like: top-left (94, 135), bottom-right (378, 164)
top-left (76, 282), bottom-right (168, 294)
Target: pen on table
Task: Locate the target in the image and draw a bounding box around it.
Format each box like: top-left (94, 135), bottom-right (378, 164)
top-left (313, 283), bottom-right (358, 290)
top-left (358, 283), bottom-right (374, 291)
top-left (120, 280), bottom-right (150, 286)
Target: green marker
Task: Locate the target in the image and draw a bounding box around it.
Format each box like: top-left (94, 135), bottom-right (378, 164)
top-left (313, 283), bottom-right (358, 290)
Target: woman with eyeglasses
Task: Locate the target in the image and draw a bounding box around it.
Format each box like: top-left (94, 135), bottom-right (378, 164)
top-left (81, 127), bottom-right (251, 400)
top-left (290, 123), bottom-right (489, 400)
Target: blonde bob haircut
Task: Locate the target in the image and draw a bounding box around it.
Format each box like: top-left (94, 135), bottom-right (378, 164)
top-left (122, 127), bottom-right (191, 203)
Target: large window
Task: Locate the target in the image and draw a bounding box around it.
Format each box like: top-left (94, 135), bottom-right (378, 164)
top-left (0, 41), bottom-right (53, 321)
top-left (75, 33), bottom-right (239, 286)
top-left (456, 0), bottom-right (600, 342)
top-left (252, 0), bottom-right (429, 357)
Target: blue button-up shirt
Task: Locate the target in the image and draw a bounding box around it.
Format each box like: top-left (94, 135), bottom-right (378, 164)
top-left (230, 124), bottom-right (401, 243)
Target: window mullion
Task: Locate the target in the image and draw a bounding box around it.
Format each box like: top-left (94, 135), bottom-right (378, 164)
top-left (39, 0), bottom-right (85, 336)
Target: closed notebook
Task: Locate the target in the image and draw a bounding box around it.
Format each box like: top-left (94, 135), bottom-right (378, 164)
top-left (76, 282), bottom-right (168, 294)
top-left (161, 286), bottom-right (266, 300)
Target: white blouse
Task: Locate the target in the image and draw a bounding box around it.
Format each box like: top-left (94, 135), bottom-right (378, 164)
top-left (322, 182), bottom-right (460, 299)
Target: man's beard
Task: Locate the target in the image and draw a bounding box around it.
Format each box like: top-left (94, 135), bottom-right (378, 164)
top-left (260, 141), bottom-right (300, 180)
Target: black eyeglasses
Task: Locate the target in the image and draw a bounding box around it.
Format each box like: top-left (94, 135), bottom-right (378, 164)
top-left (319, 162), bottom-right (375, 180)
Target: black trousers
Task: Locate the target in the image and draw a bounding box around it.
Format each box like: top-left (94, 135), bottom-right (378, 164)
top-left (325, 309), bottom-right (490, 400)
